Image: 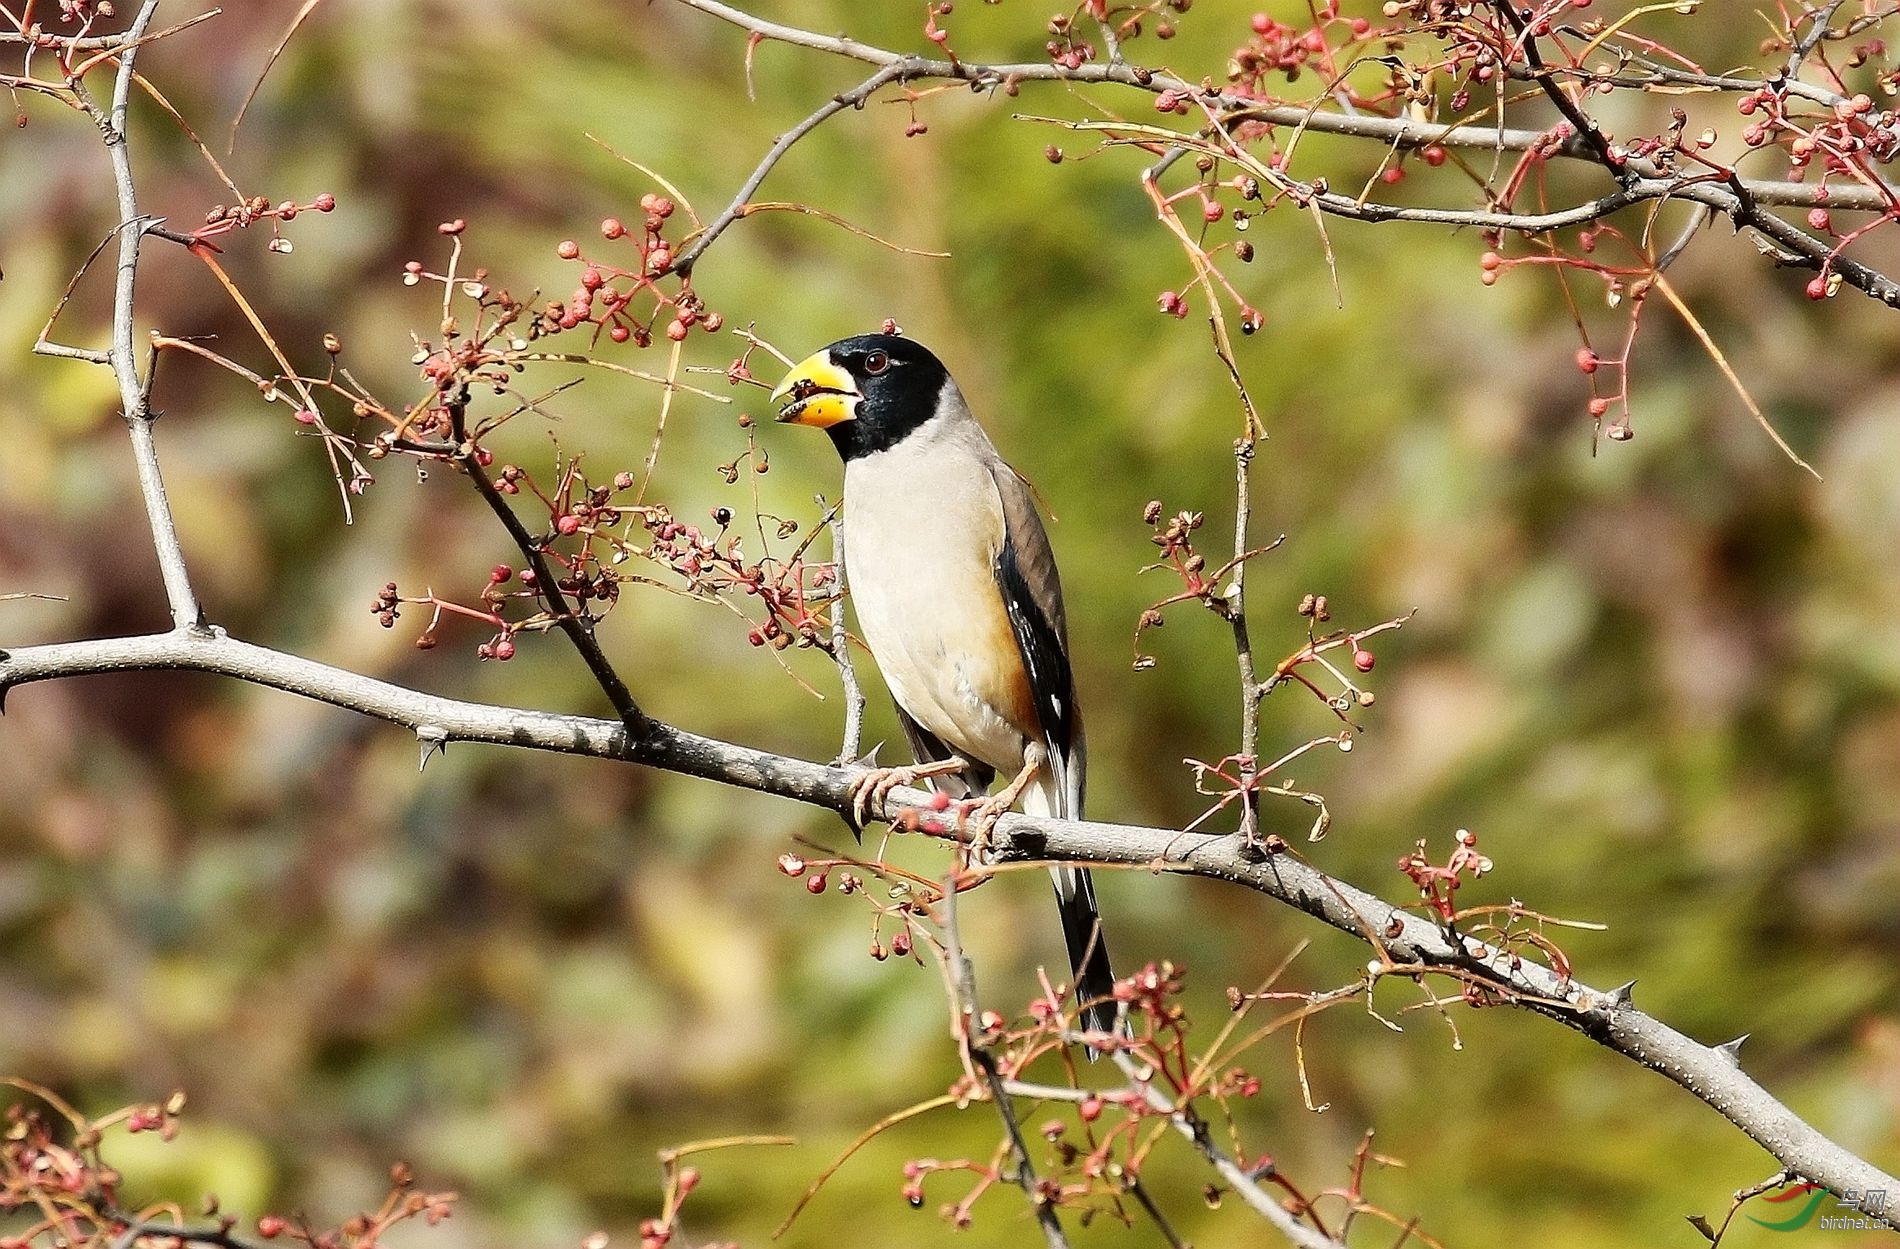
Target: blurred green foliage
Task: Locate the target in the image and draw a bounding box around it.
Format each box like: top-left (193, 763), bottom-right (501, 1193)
top-left (3, 2), bottom-right (1899, 1246)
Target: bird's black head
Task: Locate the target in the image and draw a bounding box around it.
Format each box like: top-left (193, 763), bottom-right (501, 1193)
top-left (770, 333), bottom-right (952, 460)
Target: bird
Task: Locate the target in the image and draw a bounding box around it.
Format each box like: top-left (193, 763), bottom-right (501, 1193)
top-left (770, 332), bottom-right (1119, 1040)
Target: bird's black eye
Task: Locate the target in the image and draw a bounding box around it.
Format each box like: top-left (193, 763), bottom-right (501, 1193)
top-left (863, 349), bottom-right (890, 376)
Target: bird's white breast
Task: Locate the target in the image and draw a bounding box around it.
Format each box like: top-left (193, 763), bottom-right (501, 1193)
top-left (843, 423), bottom-right (1033, 775)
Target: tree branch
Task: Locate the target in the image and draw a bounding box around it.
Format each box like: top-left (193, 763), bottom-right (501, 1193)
top-left (666, 0), bottom-right (1900, 214)
top-left (2, 627), bottom-right (1892, 1210)
top-left (65, 0), bottom-right (202, 631)
top-left (666, 0), bottom-right (1900, 306)
top-left (672, 59), bottom-right (918, 275)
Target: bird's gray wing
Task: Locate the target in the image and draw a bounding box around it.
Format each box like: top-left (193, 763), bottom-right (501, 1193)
top-left (987, 461), bottom-right (1117, 1040)
top-left (986, 462), bottom-right (1082, 817)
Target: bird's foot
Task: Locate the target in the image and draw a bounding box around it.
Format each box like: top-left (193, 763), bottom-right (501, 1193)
top-left (954, 750), bottom-right (1044, 861)
top-left (846, 757), bottom-right (970, 831)
top-left (954, 792), bottom-right (1013, 862)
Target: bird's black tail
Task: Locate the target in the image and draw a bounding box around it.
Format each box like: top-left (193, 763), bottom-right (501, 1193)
top-left (1052, 865), bottom-right (1119, 1043)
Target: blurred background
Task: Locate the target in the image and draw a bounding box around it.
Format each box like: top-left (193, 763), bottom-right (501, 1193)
top-left (3, 2), bottom-right (1898, 1245)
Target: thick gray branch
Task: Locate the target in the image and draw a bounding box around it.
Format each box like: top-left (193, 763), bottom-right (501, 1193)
top-left (2, 628), bottom-right (1893, 1209)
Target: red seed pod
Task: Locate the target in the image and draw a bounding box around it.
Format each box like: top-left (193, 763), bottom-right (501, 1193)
top-left (313, 193), bottom-right (336, 212)
top-left (490, 564), bottom-right (512, 584)
top-left (556, 514), bottom-right (582, 535)
top-left (1575, 348), bottom-right (1599, 374)
top-left (806, 873), bottom-right (828, 894)
top-left (557, 240), bottom-right (580, 260)
top-left (1353, 648), bottom-right (1375, 673)
top-left (1079, 1096), bottom-right (1104, 1123)
top-left (601, 217), bottom-right (625, 239)
top-left (891, 931), bottom-right (911, 956)
top-left (491, 638), bottom-right (516, 661)
top-left (257, 1217), bottom-right (286, 1240)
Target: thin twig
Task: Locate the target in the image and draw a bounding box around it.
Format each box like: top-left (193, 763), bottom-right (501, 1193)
top-left (67, 0), bottom-right (203, 631)
top-left (1227, 410), bottom-right (1262, 841)
top-left (446, 393), bottom-right (649, 737)
top-left (1106, 1050), bottom-right (1345, 1249)
top-left (1125, 1176), bottom-right (1188, 1249)
top-left (672, 59), bottom-right (917, 275)
top-left (941, 867), bottom-right (1072, 1249)
top-left (822, 497), bottom-right (864, 764)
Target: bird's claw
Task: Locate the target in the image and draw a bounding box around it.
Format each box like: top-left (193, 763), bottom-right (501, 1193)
top-left (953, 793), bottom-right (1013, 862)
top-left (955, 750), bottom-right (1042, 860)
top-left (845, 758), bottom-right (969, 832)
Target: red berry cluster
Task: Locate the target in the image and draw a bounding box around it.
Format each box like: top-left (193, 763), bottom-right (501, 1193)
top-left (1140, 165), bottom-right (1265, 334)
top-left (1228, 3), bottom-right (1376, 92)
top-left (1045, 0), bottom-right (1192, 67)
top-left (1397, 828), bottom-right (1494, 924)
top-left (639, 505), bottom-right (837, 652)
top-left (893, 960), bottom-right (1302, 1231)
top-left (1043, 10), bottom-right (1100, 70)
top-left (189, 192), bottom-right (336, 254)
top-left (551, 196), bottom-right (724, 345)
top-left (1, 1089), bottom-right (454, 1249)
top-left (776, 851), bottom-right (928, 965)
top-left (1132, 499), bottom-right (1254, 669)
top-left (628, 1162), bottom-right (726, 1249)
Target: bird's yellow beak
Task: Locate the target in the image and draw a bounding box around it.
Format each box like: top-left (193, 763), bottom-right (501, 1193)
top-left (771, 351), bottom-right (860, 428)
